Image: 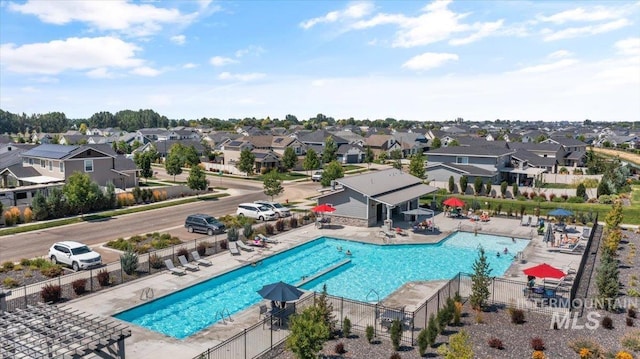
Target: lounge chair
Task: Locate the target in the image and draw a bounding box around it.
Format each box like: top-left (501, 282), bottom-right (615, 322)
top-left (164, 259), bottom-right (186, 275)
top-left (191, 251), bottom-right (212, 266)
top-left (550, 241), bottom-right (583, 253)
top-left (257, 234), bottom-right (278, 244)
top-left (178, 255), bottom-right (199, 271)
top-left (581, 228), bottom-right (591, 240)
top-left (395, 227), bottom-right (407, 236)
top-left (521, 216), bottom-right (531, 226)
top-left (237, 240), bottom-right (255, 252)
top-left (228, 241), bottom-right (241, 255)
top-left (531, 216), bottom-right (539, 227)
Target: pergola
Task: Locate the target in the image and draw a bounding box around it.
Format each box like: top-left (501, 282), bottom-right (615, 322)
top-left (1, 304), bottom-right (131, 358)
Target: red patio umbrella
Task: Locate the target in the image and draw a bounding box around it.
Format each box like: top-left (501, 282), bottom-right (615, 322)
top-left (312, 204), bottom-right (336, 213)
top-left (443, 197), bottom-right (465, 207)
top-left (523, 263), bottom-right (566, 279)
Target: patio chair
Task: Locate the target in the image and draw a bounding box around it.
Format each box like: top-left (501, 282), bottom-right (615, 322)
top-left (521, 216), bottom-right (531, 226)
top-left (581, 228), bottom-right (591, 240)
top-left (164, 259), bottom-right (186, 275)
top-left (395, 227), bottom-right (408, 236)
top-left (531, 216), bottom-right (539, 227)
top-left (257, 233), bottom-right (278, 244)
top-left (178, 255), bottom-right (199, 271)
top-left (228, 241), bottom-right (241, 256)
top-left (236, 240), bottom-right (255, 252)
top-left (191, 251), bottom-right (212, 266)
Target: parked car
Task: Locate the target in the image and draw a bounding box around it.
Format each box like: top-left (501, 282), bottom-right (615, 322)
top-left (236, 203), bottom-right (277, 221)
top-left (48, 241), bottom-right (102, 271)
top-left (311, 170), bottom-right (324, 182)
top-left (185, 214), bottom-right (226, 235)
top-left (254, 200), bottom-right (291, 218)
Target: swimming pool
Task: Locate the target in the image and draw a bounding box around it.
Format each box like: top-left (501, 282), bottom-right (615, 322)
top-left (114, 232), bottom-right (528, 339)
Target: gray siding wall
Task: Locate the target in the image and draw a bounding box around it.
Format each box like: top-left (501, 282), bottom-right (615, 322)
top-left (428, 154), bottom-right (499, 172)
top-left (329, 187), bottom-right (368, 219)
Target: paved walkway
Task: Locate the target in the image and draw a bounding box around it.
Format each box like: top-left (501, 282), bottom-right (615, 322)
top-left (63, 213), bottom-right (588, 358)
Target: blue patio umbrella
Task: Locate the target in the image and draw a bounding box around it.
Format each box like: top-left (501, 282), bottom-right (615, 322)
top-left (548, 208), bottom-right (573, 217)
top-left (257, 281), bottom-right (304, 303)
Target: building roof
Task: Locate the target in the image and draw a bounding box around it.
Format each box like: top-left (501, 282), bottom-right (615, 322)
top-left (511, 149), bottom-right (557, 167)
top-left (22, 144), bottom-right (80, 159)
top-left (427, 144), bottom-right (513, 157)
top-left (507, 142), bottom-right (562, 152)
top-left (427, 163), bottom-right (497, 177)
top-left (546, 137), bottom-right (587, 147)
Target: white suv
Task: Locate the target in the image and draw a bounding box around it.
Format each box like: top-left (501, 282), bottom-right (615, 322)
top-left (48, 241), bottom-right (102, 271)
top-left (311, 170), bottom-right (323, 182)
top-left (236, 203), bottom-right (277, 221)
top-left (254, 200), bottom-right (291, 218)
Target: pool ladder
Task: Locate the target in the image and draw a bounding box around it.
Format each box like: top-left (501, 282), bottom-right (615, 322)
top-left (366, 289), bottom-right (380, 304)
top-left (216, 308), bottom-right (233, 324)
top-left (140, 287), bottom-right (154, 301)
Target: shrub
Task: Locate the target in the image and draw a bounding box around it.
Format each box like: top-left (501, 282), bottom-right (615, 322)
top-left (264, 223), bottom-right (275, 235)
top-left (569, 338), bottom-right (604, 358)
top-left (227, 227), bottom-right (239, 241)
top-left (510, 308), bottom-right (525, 324)
top-left (2, 261), bottom-right (15, 271)
top-left (538, 192), bottom-right (547, 201)
top-left (275, 219), bottom-right (285, 232)
top-left (19, 258), bottom-right (31, 266)
top-left (41, 284), bottom-right (62, 303)
top-left (97, 269), bottom-right (110, 287)
top-left (149, 254), bottom-right (164, 269)
top-left (629, 307), bottom-right (637, 318)
top-left (342, 317), bottom-right (351, 338)
top-left (289, 216), bottom-right (298, 228)
top-left (532, 350), bottom-right (545, 359)
top-left (621, 331), bottom-right (640, 352)
top-left (453, 301), bottom-right (462, 325)
top-left (599, 195), bottom-right (613, 204)
top-left (417, 328), bottom-right (429, 356)
top-left (390, 319), bottom-right (402, 351)
top-left (552, 196), bottom-right (565, 203)
top-left (220, 240), bottom-right (228, 250)
top-left (176, 248), bottom-right (189, 260)
top-left (197, 242), bottom-right (209, 256)
top-left (531, 337), bottom-right (545, 351)
top-left (567, 196), bottom-right (585, 203)
top-left (242, 223), bottom-right (254, 240)
top-left (23, 207), bottom-right (33, 223)
top-left (389, 354), bottom-right (401, 359)
top-left (72, 278), bottom-right (87, 295)
top-left (602, 316), bottom-right (614, 329)
top-left (549, 193), bottom-right (556, 201)
top-left (40, 266), bottom-right (63, 278)
top-left (120, 250), bottom-right (139, 275)
top-left (561, 194), bottom-right (568, 201)
top-left (488, 337), bottom-right (504, 349)
top-left (626, 317), bottom-right (634, 327)
top-left (334, 342), bottom-right (345, 354)
top-left (2, 277), bottom-right (19, 288)
top-left (365, 325), bottom-right (374, 343)
top-left (426, 313), bottom-right (438, 347)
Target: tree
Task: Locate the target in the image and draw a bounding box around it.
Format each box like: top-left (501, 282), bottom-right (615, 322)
top-left (364, 146), bottom-right (374, 167)
top-left (47, 188), bottom-right (68, 218)
top-left (392, 159), bottom-right (402, 170)
top-left (436, 330), bottom-right (474, 359)
top-left (286, 305), bottom-right (330, 359)
top-left (183, 145), bottom-right (200, 167)
top-left (31, 191), bottom-right (49, 220)
top-left (165, 150), bottom-right (183, 182)
top-left (322, 136), bottom-right (337, 163)
top-left (448, 176), bottom-right (455, 193)
top-left (303, 148), bottom-right (320, 175)
top-left (237, 148), bottom-right (256, 175)
top-left (469, 247), bottom-right (492, 310)
top-left (282, 147), bottom-right (298, 171)
top-left (485, 182), bottom-right (492, 197)
top-left (321, 161), bottom-right (344, 187)
top-left (473, 177), bottom-right (483, 196)
top-left (500, 181), bottom-right (508, 198)
top-left (378, 151), bottom-right (387, 162)
top-left (596, 248), bottom-right (620, 311)
top-left (448, 139), bottom-right (460, 147)
top-left (409, 153), bottom-right (426, 179)
top-left (431, 137), bottom-right (442, 149)
top-left (576, 183), bottom-right (587, 199)
top-left (390, 149), bottom-right (403, 160)
top-left (134, 151), bottom-right (154, 182)
top-left (63, 173), bottom-right (99, 216)
top-left (512, 182), bottom-right (519, 198)
top-left (597, 179), bottom-right (611, 197)
top-left (187, 165), bottom-right (208, 195)
top-left (263, 169), bottom-right (284, 200)
top-left (426, 313), bottom-right (438, 347)
top-left (459, 175), bottom-right (468, 195)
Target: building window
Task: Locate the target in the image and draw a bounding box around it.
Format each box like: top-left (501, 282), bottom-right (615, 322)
top-left (41, 159), bottom-right (46, 168)
top-left (456, 156), bottom-right (469, 164)
top-left (48, 161), bottom-right (52, 171)
top-left (84, 159), bottom-right (93, 172)
top-left (29, 158), bottom-right (33, 165)
top-left (60, 162), bottom-right (64, 173)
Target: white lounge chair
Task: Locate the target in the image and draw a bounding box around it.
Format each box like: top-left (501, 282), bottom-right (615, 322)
top-left (178, 255), bottom-right (199, 271)
top-left (191, 251), bottom-right (212, 266)
top-left (531, 216), bottom-right (539, 227)
top-left (581, 228), bottom-right (591, 240)
top-left (228, 241), bottom-right (241, 255)
top-left (236, 240), bottom-right (255, 252)
top-left (164, 259), bottom-right (186, 275)
top-left (521, 216), bottom-right (531, 226)
top-left (257, 234), bottom-right (278, 244)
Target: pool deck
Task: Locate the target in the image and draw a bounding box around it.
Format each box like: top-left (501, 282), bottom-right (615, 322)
top-left (63, 213), bottom-right (588, 358)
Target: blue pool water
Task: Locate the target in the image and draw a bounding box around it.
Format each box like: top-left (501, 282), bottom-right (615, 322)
top-left (114, 232), bottom-right (528, 339)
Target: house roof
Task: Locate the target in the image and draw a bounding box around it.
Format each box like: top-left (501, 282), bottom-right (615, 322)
top-left (114, 155), bottom-right (138, 171)
top-left (336, 143), bottom-right (363, 155)
top-left (297, 129), bottom-right (348, 145)
top-left (565, 150), bottom-right (586, 160)
top-left (336, 168), bottom-right (437, 206)
top-left (546, 137), bottom-right (587, 147)
top-left (364, 134), bottom-right (395, 148)
top-left (511, 149), bottom-right (557, 167)
top-left (427, 144), bottom-right (514, 157)
top-left (22, 144), bottom-right (80, 159)
top-left (507, 142), bottom-right (562, 152)
top-left (427, 163), bottom-right (497, 177)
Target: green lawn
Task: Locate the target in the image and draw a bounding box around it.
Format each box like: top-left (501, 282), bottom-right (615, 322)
top-left (632, 186), bottom-right (640, 203)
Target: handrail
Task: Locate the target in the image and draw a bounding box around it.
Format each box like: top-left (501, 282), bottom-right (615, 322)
top-left (365, 289), bottom-right (379, 304)
top-left (216, 308), bottom-right (233, 324)
top-left (140, 287), bottom-right (154, 301)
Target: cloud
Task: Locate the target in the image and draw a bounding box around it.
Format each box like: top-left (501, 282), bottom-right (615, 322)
top-left (615, 37), bottom-right (640, 56)
top-left (300, 2), bottom-right (374, 29)
top-left (235, 45), bottom-right (265, 58)
top-left (86, 67), bottom-right (115, 79)
top-left (218, 72), bottom-right (265, 81)
top-left (183, 63), bottom-right (198, 69)
top-left (537, 6), bottom-right (626, 24)
top-left (0, 37), bottom-right (143, 75)
top-left (548, 50), bottom-right (572, 59)
top-left (515, 58), bottom-right (578, 73)
top-left (210, 56), bottom-right (237, 67)
top-left (8, 0), bottom-right (196, 37)
top-left (130, 66), bottom-right (161, 77)
top-left (402, 52), bottom-right (458, 71)
top-left (449, 20), bottom-right (504, 46)
top-left (543, 18), bottom-right (631, 41)
top-left (170, 35), bottom-right (186, 45)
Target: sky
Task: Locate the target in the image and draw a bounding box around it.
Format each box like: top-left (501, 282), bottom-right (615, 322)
top-left (0, 0), bottom-right (639, 123)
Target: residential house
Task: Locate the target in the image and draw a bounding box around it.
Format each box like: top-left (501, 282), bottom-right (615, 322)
top-left (155, 139), bottom-right (206, 161)
top-left (393, 132), bottom-right (428, 157)
top-left (364, 134), bottom-right (402, 159)
top-left (336, 144), bottom-right (365, 164)
top-left (59, 134), bottom-right (89, 145)
top-left (135, 128), bottom-right (170, 144)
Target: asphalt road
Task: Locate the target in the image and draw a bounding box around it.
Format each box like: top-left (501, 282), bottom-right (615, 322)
top-left (0, 177), bottom-right (320, 264)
